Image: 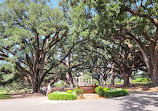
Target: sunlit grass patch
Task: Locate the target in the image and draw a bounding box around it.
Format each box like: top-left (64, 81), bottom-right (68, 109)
top-left (0, 94), bottom-right (11, 99)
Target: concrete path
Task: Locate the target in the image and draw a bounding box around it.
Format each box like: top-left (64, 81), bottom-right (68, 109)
top-left (0, 91), bottom-right (158, 111)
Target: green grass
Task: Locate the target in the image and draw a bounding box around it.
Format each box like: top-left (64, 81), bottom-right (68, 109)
top-left (106, 81), bottom-right (151, 85)
top-left (106, 82), bottom-right (123, 84)
top-left (0, 88), bottom-right (32, 93)
top-left (0, 94), bottom-right (11, 99)
top-left (131, 82), bottom-right (151, 85)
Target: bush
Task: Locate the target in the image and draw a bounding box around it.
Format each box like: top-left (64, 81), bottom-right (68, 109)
top-left (95, 87), bottom-right (129, 98)
top-left (0, 94), bottom-right (11, 99)
top-left (48, 91), bottom-right (77, 100)
top-left (66, 87), bottom-right (83, 98)
top-left (75, 87), bottom-right (83, 98)
top-left (104, 88), bottom-right (111, 92)
top-left (66, 90), bottom-right (75, 94)
top-left (95, 86), bottom-right (110, 97)
top-left (95, 86), bottom-right (105, 97)
top-left (104, 89), bottom-right (129, 98)
top-left (95, 86), bottom-right (101, 94)
top-left (75, 87), bottom-right (83, 94)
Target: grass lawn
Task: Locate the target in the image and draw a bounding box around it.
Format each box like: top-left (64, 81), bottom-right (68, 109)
top-left (0, 94), bottom-right (11, 100)
top-left (131, 82), bottom-right (151, 85)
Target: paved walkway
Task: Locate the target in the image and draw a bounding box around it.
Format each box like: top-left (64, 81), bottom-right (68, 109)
top-left (0, 91), bottom-right (158, 111)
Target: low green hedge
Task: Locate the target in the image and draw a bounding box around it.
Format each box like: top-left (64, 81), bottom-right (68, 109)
top-left (104, 89), bottom-right (129, 98)
top-left (0, 94), bottom-right (11, 99)
top-left (95, 86), bottom-right (129, 98)
top-left (48, 87), bottom-right (84, 100)
top-left (66, 87), bottom-right (83, 99)
top-left (48, 91), bottom-right (77, 100)
top-left (66, 87), bottom-right (83, 94)
top-left (95, 86), bottom-right (102, 94)
top-left (95, 86), bottom-right (110, 97)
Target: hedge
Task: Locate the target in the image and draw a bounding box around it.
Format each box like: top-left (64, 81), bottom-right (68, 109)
top-left (95, 86), bottom-right (129, 98)
top-left (48, 91), bottom-right (77, 100)
top-left (104, 89), bottom-right (129, 98)
top-left (0, 94), bottom-right (11, 99)
top-left (66, 87), bottom-right (83, 99)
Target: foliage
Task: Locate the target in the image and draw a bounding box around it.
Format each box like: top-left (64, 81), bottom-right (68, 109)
top-left (2, 0), bottom-right (158, 92)
top-left (88, 0), bottom-right (158, 86)
top-left (95, 86), bottom-right (101, 94)
top-left (0, 0), bottom-right (77, 93)
top-left (104, 89), bottom-right (129, 98)
top-left (0, 94), bottom-right (11, 99)
top-left (95, 86), bottom-right (106, 97)
top-left (66, 90), bottom-right (75, 94)
top-left (75, 87), bottom-right (83, 95)
top-left (54, 80), bottom-right (69, 87)
top-left (95, 86), bottom-right (129, 98)
top-left (132, 78), bottom-right (149, 83)
top-left (48, 91), bottom-right (77, 100)
top-left (66, 87), bottom-right (83, 98)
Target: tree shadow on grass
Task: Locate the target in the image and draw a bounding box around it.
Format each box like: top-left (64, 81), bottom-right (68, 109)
top-left (112, 91), bottom-right (158, 111)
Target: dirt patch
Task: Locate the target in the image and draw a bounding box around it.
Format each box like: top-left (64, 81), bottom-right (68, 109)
top-left (9, 93), bottom-right (43, 99)
top-left (77, 94), bottom-right (105, 100)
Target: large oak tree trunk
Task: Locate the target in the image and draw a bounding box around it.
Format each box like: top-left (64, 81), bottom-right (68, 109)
top-left (111, 73), bottom-right (116, 85)
top-left (32, 82), bottom-right (41, 93)
top-left (123, 72), bottom-right (130, 86)
top-left (151, 67), bottom-right (158, 86)
top-left (30, 72), bottom-right (42, 93)
top-left (32, 83), bottom-right (38, 93)
top-left (68, 72), bottom-right (75, 88)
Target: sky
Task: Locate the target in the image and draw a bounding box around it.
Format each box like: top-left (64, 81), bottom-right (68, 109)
top-left (50, 0), bottom-right (60, 7)
top-left (0, 0), bottom-right (60, 6)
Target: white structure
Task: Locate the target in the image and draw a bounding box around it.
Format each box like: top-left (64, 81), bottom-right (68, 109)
top-left (74, 72), bottom-right (93, 86)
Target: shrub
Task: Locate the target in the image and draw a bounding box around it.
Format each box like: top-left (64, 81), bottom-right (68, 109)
top-left (95, 86), bottom-right (105, 97)
top-left (0, 94), bottom-right (11, 99)
top-left (48, 91), bottom-right (77, 100)
top-left (75, 87), bottom-right (83, 94)
top-left (95, 86), bottom-right (100, 94)
top-left (66, 87), bottom-right (83, 98)
top-left (104, 89), bottom-right (129, 98)
top-left (95, 86), bottom-right (110, 97)
top-left (66, 90), bottom-right (75, 94)
top-left (104, 88), bottom-right (111, 92)
top-left (95, 87), bottom-right (129, 98)
top-left (75, 87), bottom-right (83, 98)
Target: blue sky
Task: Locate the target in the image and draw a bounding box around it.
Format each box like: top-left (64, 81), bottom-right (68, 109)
top-left (0, 0), bottom-right (60, 5)
top-left (50, 0), bottom-right (60, 7)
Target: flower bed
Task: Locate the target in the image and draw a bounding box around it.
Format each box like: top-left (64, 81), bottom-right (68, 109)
top-left (95, 86), bottom-right (129, 98)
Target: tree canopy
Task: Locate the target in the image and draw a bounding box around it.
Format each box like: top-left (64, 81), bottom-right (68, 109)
top-left (1, 0), bottom-right (158, 93)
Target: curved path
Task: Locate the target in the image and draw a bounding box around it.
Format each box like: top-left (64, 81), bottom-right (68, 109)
top-left (0, 91), bottom-right (158, 111)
